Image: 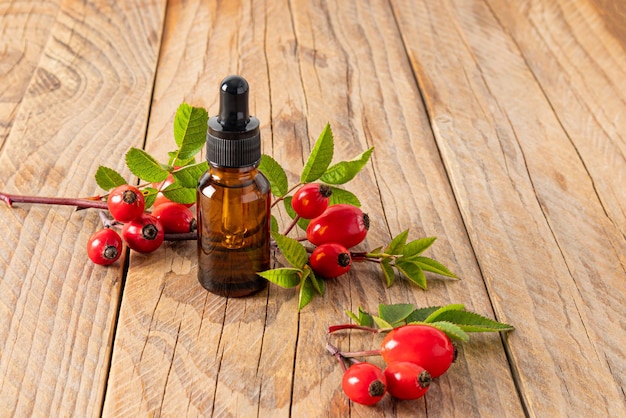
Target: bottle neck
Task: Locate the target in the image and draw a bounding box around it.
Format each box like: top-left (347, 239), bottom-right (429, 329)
top-left (208, 162), bottom-right (260, 184)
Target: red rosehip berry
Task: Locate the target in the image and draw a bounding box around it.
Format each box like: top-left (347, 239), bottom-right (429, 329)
top-left (122, 214), bottom-right (164, 253)
top-left (151, 202), bottom-right (196, 234)
top-left (291, 183), bottom-right (332, 219)
top-left (309, 242), bottom-right (352, 278)
top-left (341, 362), bottom-right (387, 406)
top-left (380, 324), bottom-right (455, 378)
top-left (383, 361), bottom-right (432, 400)
top-left (87, 228), bottom-right (123, 265)
top-left (107, 185), bottom-right (145, 223)
top-left (306, 204), bottom-right (369, 249)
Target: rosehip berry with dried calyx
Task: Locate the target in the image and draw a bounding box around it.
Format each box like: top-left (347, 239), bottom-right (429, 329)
top-left (122, 214), bottom-right (164, 253)
top-left (151, 202), bottom-right (196, 234)
top-left (341, 362), bottom-right (387, 406)
top-left (309, 242), bottom-right (352, 278)
top-left (291, 183), bottom-right (332, 219)
top-left (380, 324), bottom-right (455, 378)
top-left (107, 185), bottom-right (145, 223)
top-left (87, 228), bottom-right (123, 265)
top-left (306, 204), bottom-right (369, 249)
top-left (383, 361), bottom-right (432, 400)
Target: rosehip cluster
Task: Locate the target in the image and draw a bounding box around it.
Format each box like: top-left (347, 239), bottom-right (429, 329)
top-left (331, 324), bottom-right (456, 405)
top-left (291, 184), bottom-right (370, 279)
top-left (86, 184), bottom-right (196, 265)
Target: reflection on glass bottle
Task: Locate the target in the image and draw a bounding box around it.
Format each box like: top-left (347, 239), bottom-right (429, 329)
top-left (197, 75), bottom-right (270, 297)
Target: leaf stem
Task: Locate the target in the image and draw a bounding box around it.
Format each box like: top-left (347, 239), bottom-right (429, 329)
top-left (270, 182), bottom-right (303, 208)
top-left (281, 215), bottom-right (301, 236)
top-left (328, 324), bottom-right (381, 334)
top-left (0, 191), bottom-right (108, 210)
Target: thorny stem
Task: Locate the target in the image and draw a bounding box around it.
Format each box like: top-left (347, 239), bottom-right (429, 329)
top-left (0, 191), bottom-right (108, 210)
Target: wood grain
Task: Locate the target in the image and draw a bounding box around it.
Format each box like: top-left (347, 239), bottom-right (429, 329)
top-left (0, 0), bottom-right (166, 416)
top-left (392, 0), bottom-right (626, 415)
top-left (0, 0), bottom-right (61, 145)
top-left (104, 0), bottom-right (523, 416)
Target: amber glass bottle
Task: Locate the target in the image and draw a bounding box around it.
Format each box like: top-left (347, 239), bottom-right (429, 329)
top-left (197, 75), bottom-right (270, 297)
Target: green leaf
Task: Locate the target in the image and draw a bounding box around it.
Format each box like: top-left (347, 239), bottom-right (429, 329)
top-left (372, 316), bottom-right (394, 329)
top-left (142, 187), bottom-right (158, 209)
top-left (402, 237), bottom-right (437, 257)
top-left (395, 259), bottom-right (427, 289)
top-left (270, 215), bottom-right (279, 233)
top-left (413, 256), bottom-right (458, 278)
top-left (168, 151), bottom-right (196, 167)
top-left (423, 304), bottom-right (466, 323)
top-left (304, 265), bottom-right (325, 295)
top-left (301, 123), bottom-right (334, 183)
top-left (259, 154), bottom-right (289, 197)
top-left (381, 259), bottom-right (395, 287)
top-left (171, 162), bottom-right (208, 188)
top-left (385, 230), bottom-right (409, 255)
top-left (320, 147), bottom-right (374, 184)
top-left (95, 166), bottom-right (127, 191)
top-left (378, 303), bottom-right (415, 325)
top-left (257, 268), bottom-right (302, 288)
top-left (283, 197), bottom-right (310, 231)
top-left (162, 183), bottom-right (197, 204)
top-left (428, 310), bottom-right (514, 333)
top-left (327, 186), bottom-right (360, 207)
top-left (298, 276), bottom-right (316, 310)
top-left (345, 306), bottom-right (374, 327)
top-left (406, 306), bottom-right (441, 323)
top-left (125, 148), bottom-right (170, 183)
top-left (172, 103), bottom-right (209, 162)
top-left (428, 321), bottom-right (469, 342)
top-left (272, 231), bottom-right (308, 269)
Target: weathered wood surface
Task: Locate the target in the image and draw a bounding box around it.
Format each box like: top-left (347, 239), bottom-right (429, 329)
top-left (1, 0), bottom-right (624, 417)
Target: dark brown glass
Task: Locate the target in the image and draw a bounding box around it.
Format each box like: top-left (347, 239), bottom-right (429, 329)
top-left (197, 164), bottom-right (270, 297)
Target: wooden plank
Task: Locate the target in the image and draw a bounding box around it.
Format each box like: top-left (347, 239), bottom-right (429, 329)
top-left (0, 0), bottom-right (166, 416)
top-left (104, 0), bottom-right (523, 416)
top-left (0, 0), bottom-right (61, 145)
top-left (486, 0), bottom-right (626, 402)
top-left (391, 0), bottom-right (626, 415)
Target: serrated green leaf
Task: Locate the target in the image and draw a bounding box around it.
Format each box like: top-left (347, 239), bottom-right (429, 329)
top-left (356, 307), bottom-right (374, 326)
top-left (257, 268), bottom-right (302, 288)
top-left (301, 123), bottom-right (334, 183)
top-left (320, 147), bottom-right (374, 185)
top-left (168, 151), bottom-right (196, 167)
top-left (298, 276), bottom-right (316, 310)
top-left (270, 215), bottom-right (279, 233)
top-left (402, 237), bottom-right (437, 257)
top-left (378, 303), bottom-right (415, 325)
top-left (304, 266), bottom-right (325, 295)
top-left (395, 259), bottom-right (427, 289)
top-left (143, 187), bottom-right (158, 209)
top-left (429, 310), bottom-right (514, 333)
top-left (162, 183), bottom-right (197, 204)
top-left (259, 154), bottom-right (288, 197)
top-left (272, 231), bottom-right (308, 269)
top-left (381, 259), bottom-right (395, 287)
top-left (372, 316), bottom-right (393, 329)
top-left (95, 166), bottom-right (127, 191)
top-left (413, 256), bottom-right (458, 278)
top-left (125, 148), bottom-right (170, 183)
top-left (428, 321), bottom-right (469, 342)
top-left (327, 186), bottom-right (360, 207)
top-left (386, 230), bottom-right (409, 254)
top-left (423, 304), bottom-right (466, 323)
top-left (283, 196), bottom-right (310, 231)
top-left (171, 162), bottom-right (208, 188)
top-left (345, 310), bottom-right (360, 323)
top-left (406, 306), bottom-right (441, 323)
top-left (172, 103), bottom-right (209, 162)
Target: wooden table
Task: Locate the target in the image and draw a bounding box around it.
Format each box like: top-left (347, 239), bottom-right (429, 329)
top-left (1, 0), bottom-right (624, 416)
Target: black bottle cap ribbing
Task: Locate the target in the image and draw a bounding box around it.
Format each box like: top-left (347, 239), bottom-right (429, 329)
top-left (206, 75), bottom-right (261, 167)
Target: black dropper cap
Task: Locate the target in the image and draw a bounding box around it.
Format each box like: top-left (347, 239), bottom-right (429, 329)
top-left (206, 75), bottom-right (261, 167)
